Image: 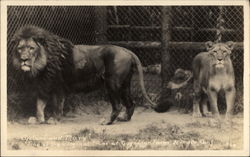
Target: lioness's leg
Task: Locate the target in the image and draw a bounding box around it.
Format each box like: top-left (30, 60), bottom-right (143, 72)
top-left (36, 98), bottom-right (47, 123)
top-left (207, 89), bottom-right (220, 119)
top-left (225, 87), bottom-right (236, 121)
top-left (201, 94), bottom-right (211, 117)
top-left (193, 80), bottom-right (202, 117)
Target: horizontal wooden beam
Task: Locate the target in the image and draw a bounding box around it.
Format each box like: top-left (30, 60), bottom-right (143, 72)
top-left (108, 25), bottom-right (238, 33)
top-left (173, 27), bottom-right (237, 33)
top-left (132, 26), bottom-right (161, 29)
top-left (107, 41), bottom-right (243, 50)
top-left (108, 25), bottom-right (161, 29)
top-left (169, 42), bottom-right (204, 50)
top-left (107, 41), bottom-right (161, 48)
top-left (108, 25), bottom-right (130, 28)
top-left (169, 42), bottom-right (243, 50)
top-left (198, 28), bottom-right (236, 33)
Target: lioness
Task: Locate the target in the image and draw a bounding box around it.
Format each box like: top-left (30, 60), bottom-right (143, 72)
top-left (12, 25), bottom-right (157, 125)
top-left (192, 41), bottom-right (236, 121)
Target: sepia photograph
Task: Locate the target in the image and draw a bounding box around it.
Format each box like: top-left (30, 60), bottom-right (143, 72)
top-left (1, 0), bottom-right (249, 156)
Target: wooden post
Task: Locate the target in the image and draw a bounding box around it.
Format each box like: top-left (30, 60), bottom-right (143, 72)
top-left (95, 6), bottom-right (107, 44)
top-left (215, 6), bottom-right (225, 43)
top-left (190, 7), bottom-right (195, 41)
top-left (156, 6), bottom-right (174, 112)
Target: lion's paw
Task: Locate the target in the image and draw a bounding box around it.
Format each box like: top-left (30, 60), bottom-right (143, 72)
top-left (117, 112), bottom-right (129, 122)
top-left (47, 117), bottom-right (58, 125)
top-left (28, 117), bottom-right (37, 124)
top-left (192, 112), bottom-right (202, 118)
top-left (203, 112), bottom-right (212, 117)
top-left (117, 115), bottom-right (129, 122)
top-left (99, 118), bottom-right (113, 125)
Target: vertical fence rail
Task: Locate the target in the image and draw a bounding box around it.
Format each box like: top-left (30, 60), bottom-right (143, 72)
top-left (94, 6), bottom-right (108, 44)
top-left (159, 6), bottom-right (173, 111)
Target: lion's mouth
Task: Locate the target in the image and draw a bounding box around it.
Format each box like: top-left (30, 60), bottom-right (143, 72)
top-left (215, 61), bottom-right (224, 68)
top-left (215, 63), bottom-right (224, 68)
top-left (21, 62), bottom-right (31, 71)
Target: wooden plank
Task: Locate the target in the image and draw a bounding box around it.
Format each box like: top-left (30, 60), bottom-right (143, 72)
top-left (169, 42), bottom-right (243, 50)
top-left (108, 25), bottom-right (237, 34)
top-left (108, 25), bottom-right (130, 28)
top-left (107, 41), bottom-right (243, 50)
top-left (161, 6), bottom-right (173, 82)
top-left (132, 26), bottom-right (161, 29)
top-left (158, 6), bottom-right (173, 112)
top-left (107, 41), bottom-right (161, 48)
top-left (108, 25), bottom-right (161, 29)
top-left (173, 27), bottom-right (236, 33)
top-left (199, 28), bottom-right (236, 33)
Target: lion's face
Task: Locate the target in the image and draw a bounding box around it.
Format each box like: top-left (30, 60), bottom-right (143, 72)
top-left (13, 38), bottom-right (47, 76)
top-left (205, 41), bottom-right (234, 68)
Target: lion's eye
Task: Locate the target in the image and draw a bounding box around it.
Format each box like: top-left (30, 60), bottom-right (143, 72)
top-left (17, 47), bottom-right (22, 53)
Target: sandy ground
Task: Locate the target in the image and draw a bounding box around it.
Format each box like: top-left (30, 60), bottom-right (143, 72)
top-left (7, 107), bottom-right (243, 150)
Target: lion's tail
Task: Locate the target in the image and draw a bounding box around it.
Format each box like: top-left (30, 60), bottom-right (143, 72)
top-left (128, 51), bottom-right (158, 109)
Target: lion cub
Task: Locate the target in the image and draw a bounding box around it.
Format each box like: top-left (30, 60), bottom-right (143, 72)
top-left (192, 41), bottom-right (236, 122)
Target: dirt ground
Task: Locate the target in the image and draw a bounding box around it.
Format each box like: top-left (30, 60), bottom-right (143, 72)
top-left (7, 106), bottom-right (243, 150)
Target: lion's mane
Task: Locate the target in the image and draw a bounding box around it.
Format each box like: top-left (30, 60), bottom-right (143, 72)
top-left (12, 25), bottom-right (75, 100)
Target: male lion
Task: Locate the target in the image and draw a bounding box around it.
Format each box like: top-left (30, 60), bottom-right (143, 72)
top-left (11, 25), bottom-right (157, 125)
top-left (192, 41), bottom-right (236, 121)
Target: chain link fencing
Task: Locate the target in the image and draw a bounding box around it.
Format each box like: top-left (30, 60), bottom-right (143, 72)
top-left (168, 6), bottom-right (243, 113)
top-left (7, 6), bottom-right (244, 118)
top-left (106, 6), bottom-right (243, 113)
top-left (107, 6), bottom-right (163, 104)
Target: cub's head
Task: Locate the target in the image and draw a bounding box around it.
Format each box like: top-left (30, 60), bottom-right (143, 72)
top-left (12, 26), bottom-right (47, 77)
top-left (205, 41), bottom-right (235, 68)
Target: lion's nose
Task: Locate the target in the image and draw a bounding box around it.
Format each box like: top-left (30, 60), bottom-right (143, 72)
top-left (218, 58), bottom-right (223, 61)
top-left (21, 58), bottom-right (28, 62)
top-left (21, 54), bottom-right (29, 61)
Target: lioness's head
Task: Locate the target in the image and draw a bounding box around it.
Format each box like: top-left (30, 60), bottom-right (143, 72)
top-left (12, 26), bottom-right (47, 76)
top-left (205, 41), bottom-right (235, 68)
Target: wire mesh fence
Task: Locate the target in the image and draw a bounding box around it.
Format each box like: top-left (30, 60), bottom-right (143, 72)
top-left (106, 6), bottom-right (243, 111)
top-left (106, 6), bottom-right (163, 104)
top-left (169, 6), bottom-right (243, 81)
top-left (7, 6), bottom-right (244, 116)
top-left (169, 6), bottom-right (243, 112)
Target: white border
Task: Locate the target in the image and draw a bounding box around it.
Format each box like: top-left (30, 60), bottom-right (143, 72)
top-left (0, 0), bottom-right (248, 6)
top-left (1, 1), bottom-right (8, 156)
top-left (1, 0), bottom-right (249, 156)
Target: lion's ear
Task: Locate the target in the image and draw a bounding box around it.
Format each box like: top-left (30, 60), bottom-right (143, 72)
top-left (205, 41), bottom-right (214, 51)
top-left (226, 41), bottom-right (235, 50)
top-left (11, 35), bottom-right (19, 45)
top-left (10, 38), bottom-right (20, 51)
